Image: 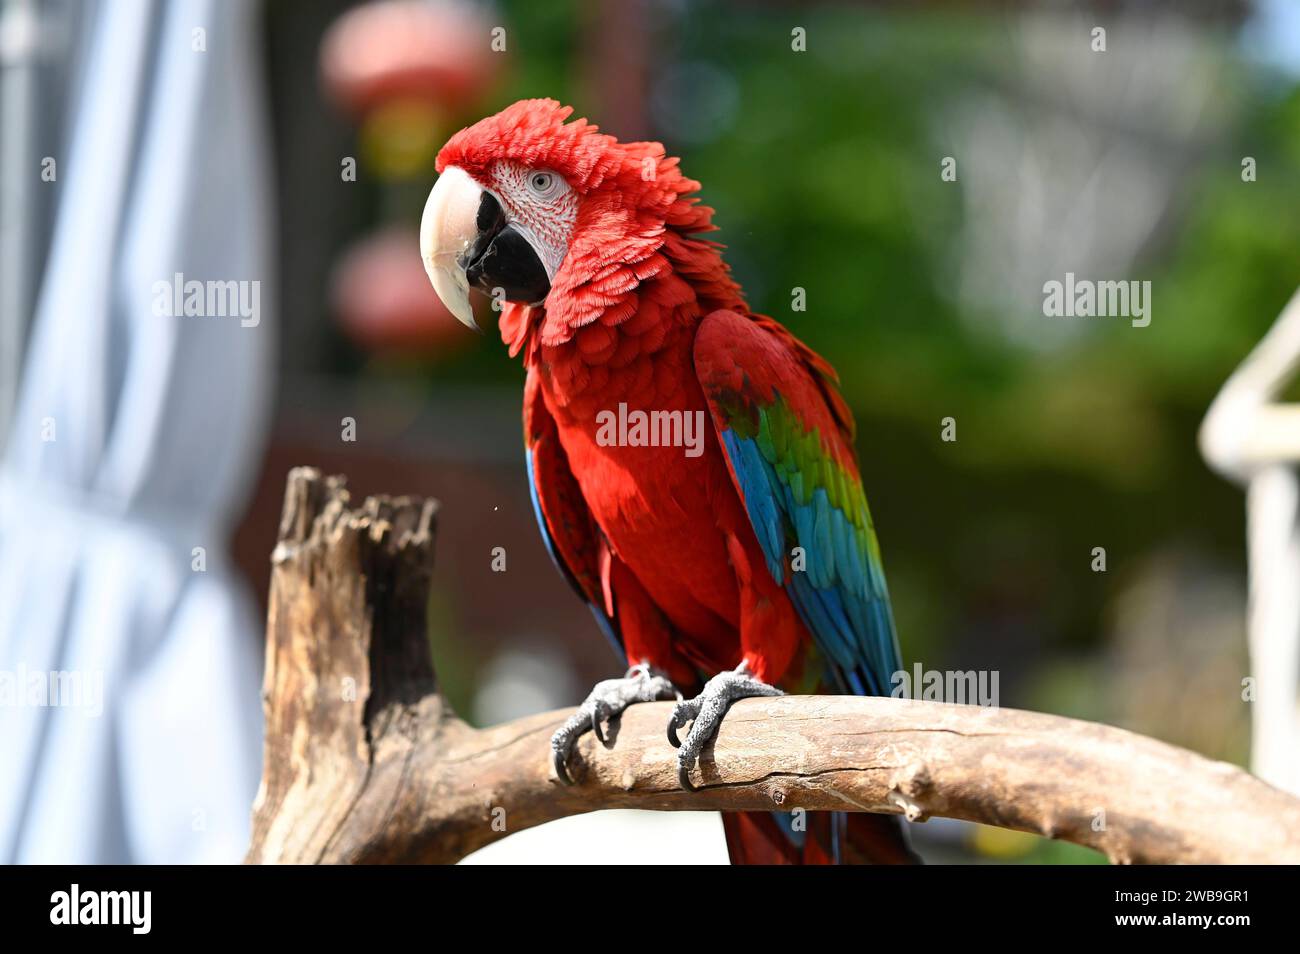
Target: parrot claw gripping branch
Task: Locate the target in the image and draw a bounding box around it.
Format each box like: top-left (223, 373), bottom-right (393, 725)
top-left (549, 664), bottom-right (677, 786)
top-left (244, 103), bottom-right (1300, 867)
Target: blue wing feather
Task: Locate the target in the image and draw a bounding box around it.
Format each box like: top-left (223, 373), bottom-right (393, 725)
top-left (713, 407), bottom-right (901, 700)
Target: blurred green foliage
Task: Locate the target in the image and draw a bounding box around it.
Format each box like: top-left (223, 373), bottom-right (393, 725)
top-left (431, 2), bottom-right (1296, 689)
top-left (391, 2), bottom-right (1295, 860)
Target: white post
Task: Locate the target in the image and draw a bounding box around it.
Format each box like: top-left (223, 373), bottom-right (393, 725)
top-left (1201, 287), bottom-right (1300, 794)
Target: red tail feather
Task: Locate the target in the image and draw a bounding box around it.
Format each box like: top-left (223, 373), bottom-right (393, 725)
top-left (721, 811), bottom-right (921, 865)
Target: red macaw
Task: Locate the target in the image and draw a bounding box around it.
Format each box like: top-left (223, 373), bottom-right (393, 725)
top-left (421, 99), bottom-right (917, 864)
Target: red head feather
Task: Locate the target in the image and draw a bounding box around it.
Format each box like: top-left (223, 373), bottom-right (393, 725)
top-left (435, 99), bottom-right (743, 353)
top-left (437, 99), bottom-right (703, 214)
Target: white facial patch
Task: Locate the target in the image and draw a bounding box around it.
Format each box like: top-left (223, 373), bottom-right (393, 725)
top-left (488, 160), bottom-right (578, 280)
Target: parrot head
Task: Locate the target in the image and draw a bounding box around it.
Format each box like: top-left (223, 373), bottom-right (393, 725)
top-left (420, 98), bottom-right (719, 338)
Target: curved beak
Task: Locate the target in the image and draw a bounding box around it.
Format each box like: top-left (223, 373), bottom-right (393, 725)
top-left (420, 166), bottom-right (482, 330)
top-left (420, 165), bottom-right (551, 332)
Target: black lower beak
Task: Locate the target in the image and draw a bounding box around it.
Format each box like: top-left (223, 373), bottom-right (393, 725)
top-left (459, 191), bottom-right (551, 306)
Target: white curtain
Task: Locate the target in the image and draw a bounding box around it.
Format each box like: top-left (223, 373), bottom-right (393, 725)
top-left (0, 0), bottom-right (271, 862)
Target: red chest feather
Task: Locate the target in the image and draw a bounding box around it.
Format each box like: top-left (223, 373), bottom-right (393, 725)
top-left (536, 335), bottom-right (748, 653)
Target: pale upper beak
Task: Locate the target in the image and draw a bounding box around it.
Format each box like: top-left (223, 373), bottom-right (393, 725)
top-left (420, 165), bottom-right (553, 333)
top-left (420, 165), bottom-right (483, 331)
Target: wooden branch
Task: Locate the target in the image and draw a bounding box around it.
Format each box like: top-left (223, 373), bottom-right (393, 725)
top-left (246, 468), bottom-right (1300, 865)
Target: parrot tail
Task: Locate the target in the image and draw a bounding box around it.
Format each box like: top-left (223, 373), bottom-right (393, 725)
top-left (721, 811), bottom-right (921, 865)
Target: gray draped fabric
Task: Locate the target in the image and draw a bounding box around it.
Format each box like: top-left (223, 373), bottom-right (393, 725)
top-left (0, 0), bottom-right (271, 862)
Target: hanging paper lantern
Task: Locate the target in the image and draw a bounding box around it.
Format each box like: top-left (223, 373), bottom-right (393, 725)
top-left (331, 226), bottom-right (475, 356)
top-left (320, 0), bottom-right (500, 118)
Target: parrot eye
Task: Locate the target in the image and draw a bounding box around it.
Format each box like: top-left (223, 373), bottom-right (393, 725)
top-left (525, 170), bottom-right (563, 200)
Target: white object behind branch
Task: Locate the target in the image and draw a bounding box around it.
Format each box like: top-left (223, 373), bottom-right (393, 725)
top-left (1201, 286), bottom-right (1300, 794)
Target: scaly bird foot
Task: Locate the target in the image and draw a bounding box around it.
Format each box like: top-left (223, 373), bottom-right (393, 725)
top-left (551, 664), bottom-right (677, 785)
top-left (668, 666), bottom-right (784, 790)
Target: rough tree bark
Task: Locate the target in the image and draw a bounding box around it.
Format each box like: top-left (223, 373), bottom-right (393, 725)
top-left (246, 468), bottom-right (1300, 865)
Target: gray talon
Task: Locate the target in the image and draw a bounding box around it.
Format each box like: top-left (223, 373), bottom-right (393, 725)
top-left (592, 699), bottom-right (611, 743)
top-left (667, 697), bottom-right (700, 748)
top-left (671, 668), bottom-right (783, 790)
top-left (553, 744), bottom-right (573, 786)
top-left (550, 666), bottom-right (676, 784)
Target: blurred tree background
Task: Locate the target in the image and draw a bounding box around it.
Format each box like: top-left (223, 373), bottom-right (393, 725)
top-left (249, 0), bottom-right (1300, 863)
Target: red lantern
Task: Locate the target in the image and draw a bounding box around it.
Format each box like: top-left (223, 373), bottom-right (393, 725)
top-left (331, 227), bottom-right (475, 356)
top-left (320, 0), bottom-right (500, 117)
